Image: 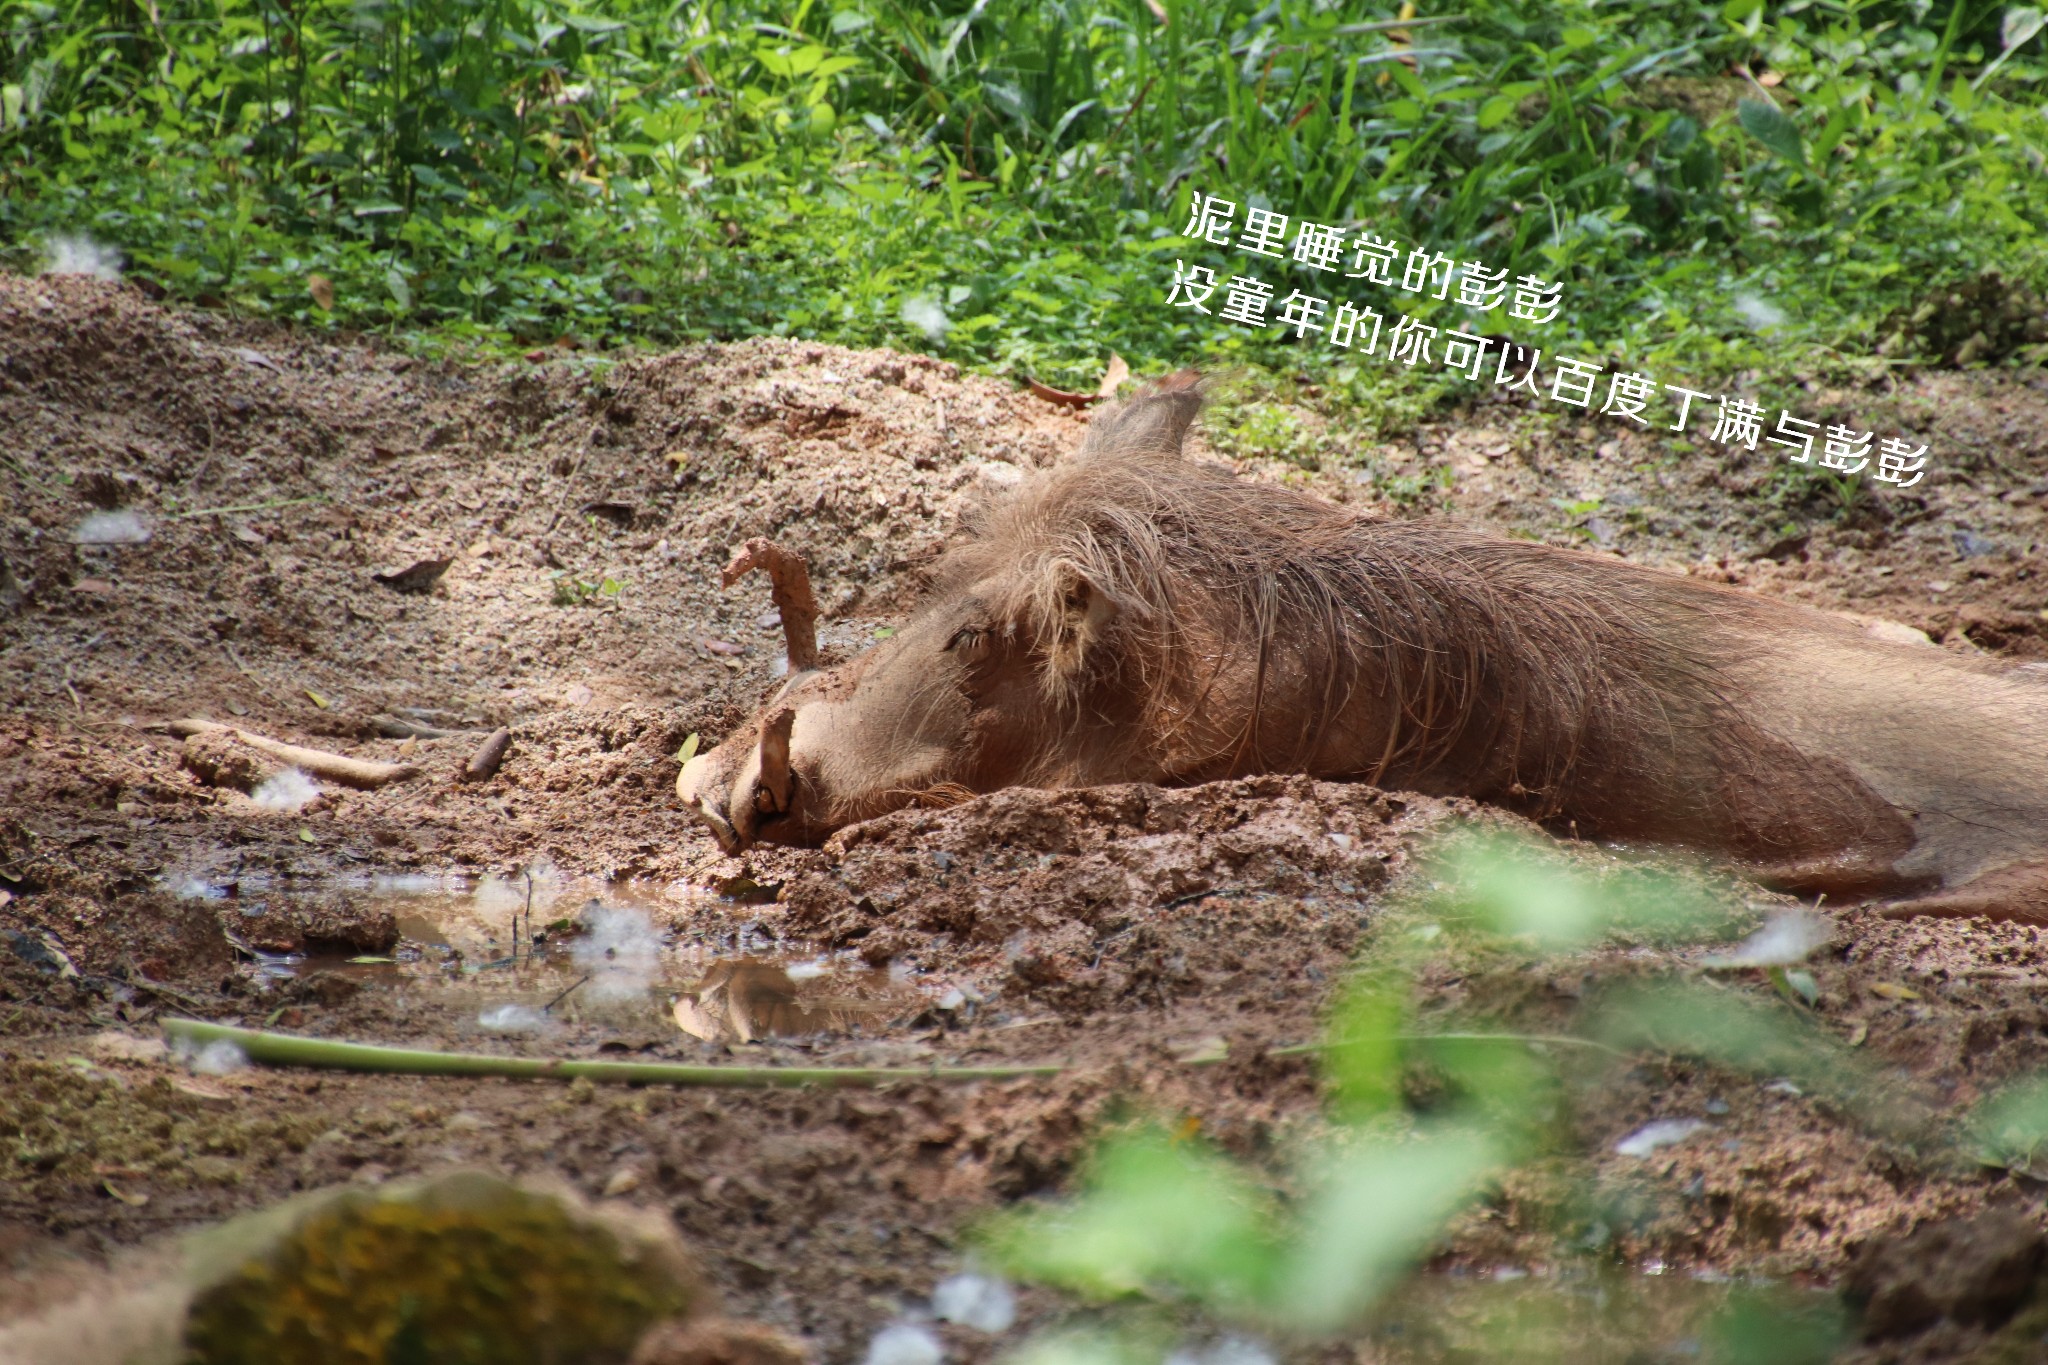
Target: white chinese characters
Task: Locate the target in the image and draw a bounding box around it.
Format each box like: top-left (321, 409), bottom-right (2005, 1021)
top-left (1168, 189), bottom-right (1932, 487)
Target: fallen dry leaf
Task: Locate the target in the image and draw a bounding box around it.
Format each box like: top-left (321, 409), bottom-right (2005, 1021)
top-left (88, 1031), bottom-right (165, 1064)
top-left (171, 1077), bottom-right (236, 1105)
top-left (102, 1181), bottom-right (149, 1208)
top-left (371, 556), bottom-right (455, 594)
top-left (1025, 376), bottom-right (1097, 408)
top-left (1096, 352), bottom-right (1130, 399)
top-left (1869, 981), bottom-right (1921, 1001)
top-left (673, 996), bottom-right (720, 1042)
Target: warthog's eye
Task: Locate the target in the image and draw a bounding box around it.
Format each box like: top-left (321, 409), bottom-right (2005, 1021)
top-left (945, 625), bottom-right (991, 656)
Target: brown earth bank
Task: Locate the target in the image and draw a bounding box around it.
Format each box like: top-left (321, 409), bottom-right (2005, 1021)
top-left (3, 273), bottom-right (2048, 1363)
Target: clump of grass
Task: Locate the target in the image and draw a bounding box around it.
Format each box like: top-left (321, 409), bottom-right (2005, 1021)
top-left (0, 0), bottom-right (2040, 406)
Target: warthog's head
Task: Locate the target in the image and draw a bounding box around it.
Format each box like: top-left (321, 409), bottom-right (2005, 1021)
top-left (677, 374), bottom-right (1211, 852)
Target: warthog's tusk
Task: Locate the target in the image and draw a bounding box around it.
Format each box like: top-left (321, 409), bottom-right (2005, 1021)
top-left (677, 752), bottom-right (742, 853)
top-left (721, 538), bottom-right (820, 672)
top-left (692, 799), bottom-right (740, 853)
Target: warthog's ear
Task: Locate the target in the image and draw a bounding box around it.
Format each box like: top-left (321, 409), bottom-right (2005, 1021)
top-left (1042, 558), bottom-right (1119, 678)
top-left (1077, 370), bottom-right (1205, 461)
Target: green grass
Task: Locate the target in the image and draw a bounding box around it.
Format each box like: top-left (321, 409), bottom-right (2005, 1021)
top-left (2, 0), bottom-right (2043, 414)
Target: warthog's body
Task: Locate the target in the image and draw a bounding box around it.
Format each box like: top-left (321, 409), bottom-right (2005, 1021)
top-left (680, 374), bottom-right (2048, 920)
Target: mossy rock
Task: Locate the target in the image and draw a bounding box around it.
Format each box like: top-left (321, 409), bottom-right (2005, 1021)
top-left (179, 1170), bottom-right (702, 1365)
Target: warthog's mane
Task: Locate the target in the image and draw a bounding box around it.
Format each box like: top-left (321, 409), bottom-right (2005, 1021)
top-left (931, 376), bottom-right (1830, 828)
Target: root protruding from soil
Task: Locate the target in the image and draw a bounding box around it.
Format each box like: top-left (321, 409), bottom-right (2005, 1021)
top-left (720, 539), bottom-right (820, 673)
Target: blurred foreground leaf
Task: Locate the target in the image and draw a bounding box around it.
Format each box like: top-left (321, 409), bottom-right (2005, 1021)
top-left (1280, 1126), bottom-right (1497, 1331)
top-left (1420, 829), bottom-right (1739, 952)
top-left (981, 1127), bottom-right (1282, 1311)
top-left (1969, 1074), bottom-right (2048, 1175)
top-left (1591, 979), bottom-right (1930, 1138)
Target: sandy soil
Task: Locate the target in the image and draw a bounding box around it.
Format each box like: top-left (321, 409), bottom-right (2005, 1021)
top-left (4, 274), bottom-right (2048, 1362)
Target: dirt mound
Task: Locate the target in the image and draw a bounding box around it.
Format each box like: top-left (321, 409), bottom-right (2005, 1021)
top-left (0, 272), bottom-right (1085, 730)
top-left (774, 777), bottom-right (1468, 983)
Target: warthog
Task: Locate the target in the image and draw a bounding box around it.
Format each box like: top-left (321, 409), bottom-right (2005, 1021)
top-left (679, 373), bottom-right (2048, 920)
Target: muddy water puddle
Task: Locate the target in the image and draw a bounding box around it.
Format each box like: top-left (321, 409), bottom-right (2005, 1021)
top-left (167, 866), bottom-right (934, 1041)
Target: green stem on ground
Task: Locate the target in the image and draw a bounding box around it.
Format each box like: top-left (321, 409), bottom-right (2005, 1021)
top-left (164, 1018), bottom-right (1069, 1088)
top-left (167, 1019), bottom-right (1632, 1088)
top-left (1265, 1031), bottom-right (1630, 1059)
top-left (166, 495), bottom-right (330, 520)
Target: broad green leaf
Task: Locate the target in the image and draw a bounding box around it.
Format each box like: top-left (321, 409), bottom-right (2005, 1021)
top-left (1323, 966), bottom-right (1406, 1120)
top-left (2004, 7), bottom-right (2045, 54)
top-left (1281, 1128), bottom-right (1496, 1330)
top-left (1738, 97), bottom-right (1808, 168)
top-left (979, 1127), bottom-right (1281, 1309)
top-left (1477, 94), bottom-right (1516, 129)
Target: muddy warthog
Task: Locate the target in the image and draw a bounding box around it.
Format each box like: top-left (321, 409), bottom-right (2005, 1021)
top-left (679, 373), bottom-right (2048, 921)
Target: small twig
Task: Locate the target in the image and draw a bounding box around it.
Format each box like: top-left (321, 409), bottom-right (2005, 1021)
top-left (222, 642), bottom-right (286, 712)
top-left (0, 451), bottom-right (60, 497)
top-left (1104, 75), bottom-right (1154, 148)
top-left (163, 1019), bottom-right (1068, 1089)
top-left (1731, 63), bottom-right (1781, 109)
top-left (521, 871), bottom-right (535, 967)
top-left (542, 973), bottom-right (590, 1013)
top-left (120, 964), bottom-right (212, 1012)
top-left (542, 432), bottom-right (598, 535)
top-left (166, 494), bottom-right (327, 521)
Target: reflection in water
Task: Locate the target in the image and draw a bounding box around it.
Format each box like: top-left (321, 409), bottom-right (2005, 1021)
top-left (168, 863), bottom-right (941, 1041)
top-left (672, 959), bottom-right (916, 1042)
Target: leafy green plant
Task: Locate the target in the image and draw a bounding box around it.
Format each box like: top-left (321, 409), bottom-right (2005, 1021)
top-left (977, 828), bottom-right (1880, 1362)
top-left (548, 570), bottom-right (623, 606)
top-left (1, 0), bottom-right (2040, 403)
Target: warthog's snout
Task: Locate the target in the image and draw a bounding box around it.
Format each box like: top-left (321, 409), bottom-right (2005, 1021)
top-left (675, 747), bottom-right (740, 853)
top-left (677, 537), bottom-right (829, 854)
top-left (677, 706), bottom-right (802, 854)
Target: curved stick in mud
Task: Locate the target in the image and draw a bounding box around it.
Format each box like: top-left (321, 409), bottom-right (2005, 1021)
top-left (721, 538), bottom-right (820, 672)
top-left (166, 718), bottom-right (420, 789)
